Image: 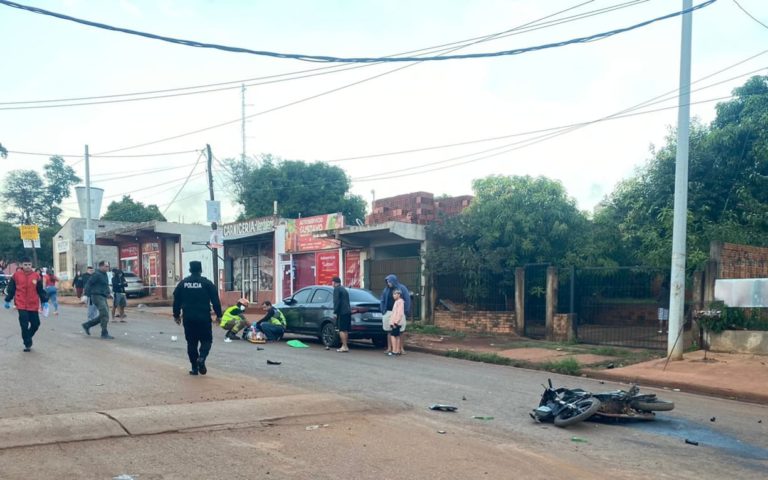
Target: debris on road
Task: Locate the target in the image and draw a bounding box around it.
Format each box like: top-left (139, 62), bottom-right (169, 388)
top-left (462, 396), bottom-right (467, 401)
top-left (256, 346), bottom-right (264, 351)
top-left (571, 437), bottom-right (587, 443)
top-left (171, 335), bottom-right (178, 342)
top-left (429, 404), bottom-right (457, 412)
top-left (673, 388), bottom-right (681, 392)
top-left (472, 415), bottom-right (494, 420)
top-left (437, 430), bottom-right (447, 434)
top-left (710, 417), bottom-right (716, 422)
top-left (267, 360), bottom-right (282, 365)
top-left (113, 475), bottom-right (135, 480)
top-left (286, 339), bottom-right (309, 348)
top-left (685, 439), bottom-right (699, 446)
top-left (305, 424), bottom-right (329, 431)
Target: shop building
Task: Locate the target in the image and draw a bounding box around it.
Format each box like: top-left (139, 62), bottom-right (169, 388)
top-left (220, 216), bottom-right (279, 308)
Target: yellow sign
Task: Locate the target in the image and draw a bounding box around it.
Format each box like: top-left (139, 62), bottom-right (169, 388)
top-left (19, 225), bottom-right (39, 240)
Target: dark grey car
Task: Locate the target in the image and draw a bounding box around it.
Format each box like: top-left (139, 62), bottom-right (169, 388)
top-left (277, 286), bottom-right (387, 348)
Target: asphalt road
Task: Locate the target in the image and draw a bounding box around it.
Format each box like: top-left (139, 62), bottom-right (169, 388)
top-left (1, 304), bottom-right (766, 479)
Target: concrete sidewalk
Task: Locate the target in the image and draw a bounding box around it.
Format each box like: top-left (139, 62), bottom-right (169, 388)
top-left (588, 350), bottom-right (768, 404)
top-left (405, 332), bottom-right (768, 404)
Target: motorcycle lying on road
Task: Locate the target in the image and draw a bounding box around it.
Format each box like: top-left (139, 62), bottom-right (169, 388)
top-left (564, 384), bottom-right (675, 421)
top-left (530, 379), bottom-right (602, 427)
top-left (531, 380), bottom-right (675, 427)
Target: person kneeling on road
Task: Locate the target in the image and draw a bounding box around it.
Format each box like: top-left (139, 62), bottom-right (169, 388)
top-left (220, 298), bottom-right (251, 341)
top-left (256, 300), bottom-right (286, 342)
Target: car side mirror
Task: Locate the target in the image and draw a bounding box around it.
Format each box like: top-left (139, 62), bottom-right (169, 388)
top-left (285, 297), bottom-right (295, 305)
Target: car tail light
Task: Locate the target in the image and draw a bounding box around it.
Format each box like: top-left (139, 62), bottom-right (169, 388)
top-left (351, 307), bottom-right (368, 314)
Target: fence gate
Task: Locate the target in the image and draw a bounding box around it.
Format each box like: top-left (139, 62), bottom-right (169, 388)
top-left (524, 264), bottom-right (549, 338)
top-left (365, 257), bottom-right (422, 320)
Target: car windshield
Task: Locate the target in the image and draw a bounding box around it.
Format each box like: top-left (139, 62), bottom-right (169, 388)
top-left (348, 289), bottom-right (378, 303)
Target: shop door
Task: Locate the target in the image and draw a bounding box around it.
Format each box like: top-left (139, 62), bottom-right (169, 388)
top-left (242, 257), bottom-right (258, 302)
top-left (294, 253), bottom-right (316, 291)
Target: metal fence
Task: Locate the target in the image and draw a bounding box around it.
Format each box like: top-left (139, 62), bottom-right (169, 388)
top-left (433, 272), bottom-right (513, 312)
top-left (560, 266), bottom-right (687, 350)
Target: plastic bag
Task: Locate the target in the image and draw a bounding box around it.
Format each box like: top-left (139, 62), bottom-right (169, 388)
top-left (87, 302), bottom-right (100, 321)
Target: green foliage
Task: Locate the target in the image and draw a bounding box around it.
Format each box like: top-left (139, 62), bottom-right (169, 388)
top-left (699, 301), bottom-right (768, 333)
top-left (540, 357), bottom-right (582, 375)
top-left (2, 156), bottom-right (79, 228)
top-left (596, 75), bottom-right (768, 269)
top-left (0, 143), bottom-right (7, 158)
top-left (427, 175), bottom-right (590, 305)
top-left (0, 223), bottom-right (57, 266)
top-left (445, 349), bottom-right (529, 367)
top-left (101, 195), bottom-right (167, 222)
top-left (224, 155), bottom-right (366, 222)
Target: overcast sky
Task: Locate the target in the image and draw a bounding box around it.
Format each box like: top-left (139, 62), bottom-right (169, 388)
top-left (1, 0), bottom-right (766, 225)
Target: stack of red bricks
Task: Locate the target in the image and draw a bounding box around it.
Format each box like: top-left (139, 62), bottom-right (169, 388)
top-left (365, 192), bottom-right (473, 225)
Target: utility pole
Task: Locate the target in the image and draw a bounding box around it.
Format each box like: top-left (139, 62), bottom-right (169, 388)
top-left (206, 144), bottom-right (219, 292)
top-left (668, 0), bottom-right (693, 360)
top-left (241, 84), bottom-right (246, 162)
top-left (85, 144), bottom-right (93, 268)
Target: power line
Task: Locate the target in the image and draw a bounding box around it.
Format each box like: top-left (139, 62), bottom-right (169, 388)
top-left (352, 89), bottom-right (762, 182)
top-left (732, 0), bottom-right (768, 30)
top-left (162, 151), bottom-right (204, 215)
top-left (90, 161), bottom-right (200, 182)
top-left (90, 2), bottom-right (656, 155)
top-left (323, 61), bottom-right (768, 163)
top-left (0, 1), bottom-right (653, 110)
top-left (0, 0), bottom-right (717, 63)
top-left (0, 0), bottom-right (609, 109)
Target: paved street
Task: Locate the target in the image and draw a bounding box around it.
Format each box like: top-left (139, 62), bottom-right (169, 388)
top-left (1, 304), bottom-right (766, 479)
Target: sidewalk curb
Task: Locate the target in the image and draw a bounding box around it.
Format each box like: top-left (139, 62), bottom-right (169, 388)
top-left (407, 343), bottom-right (768, 405)
top-left (583, 370), bottom-right (768, 405)
top-left (0, 393), bottom-right (371, 450)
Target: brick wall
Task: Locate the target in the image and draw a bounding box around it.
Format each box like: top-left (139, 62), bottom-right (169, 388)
top-left (719, 243), bottom-right (768, 279)
top-left (434, 311), bottom-right (517, 334)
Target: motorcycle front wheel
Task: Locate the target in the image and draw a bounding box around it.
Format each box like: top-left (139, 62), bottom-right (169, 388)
top-left (554, 397), bottom-right (601, 427)
top-left (631, 398), bottom-right (675, 412)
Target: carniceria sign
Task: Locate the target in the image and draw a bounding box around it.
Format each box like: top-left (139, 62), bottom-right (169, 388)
top-left (221, 217), bottom-right (275, 240)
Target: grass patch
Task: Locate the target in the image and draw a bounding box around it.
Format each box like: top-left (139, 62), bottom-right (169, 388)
top-left (540, 358), bottom-right (582, 376)
top-left (444, 350), bottom-right (530, 368)
top-left (589, 346), bottom-right (632, 357)
top-left (409, 323), bottom-right (466, 338)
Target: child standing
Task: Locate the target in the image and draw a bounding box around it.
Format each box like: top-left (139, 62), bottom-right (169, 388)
top-left (388, 289), bottom-right (405, 356)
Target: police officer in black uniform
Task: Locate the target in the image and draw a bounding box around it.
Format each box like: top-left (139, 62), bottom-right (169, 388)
top-left (172, 261), bottom-right (222, 376)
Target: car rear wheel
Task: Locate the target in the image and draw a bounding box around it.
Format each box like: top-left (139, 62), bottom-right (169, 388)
top-left (371, 335), bottom-right (388, 348)
top-left (320, 322), bottom-right (340, 348)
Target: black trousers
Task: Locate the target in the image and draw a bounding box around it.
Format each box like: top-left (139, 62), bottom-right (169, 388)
top-left (183, 318), bottom-right (212, 367)
top-left (18, 310), bottom-right (41, 348)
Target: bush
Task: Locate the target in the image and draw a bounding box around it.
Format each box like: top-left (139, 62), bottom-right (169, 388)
top-left (540, 357), bottom-right (582, 376)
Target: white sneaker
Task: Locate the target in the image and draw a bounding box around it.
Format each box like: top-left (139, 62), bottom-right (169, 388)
top-left (224, 337), bottom-right (233, 343)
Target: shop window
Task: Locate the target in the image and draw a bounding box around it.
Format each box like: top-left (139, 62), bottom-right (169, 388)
top-left (58, 252), bottom-right (67, 276)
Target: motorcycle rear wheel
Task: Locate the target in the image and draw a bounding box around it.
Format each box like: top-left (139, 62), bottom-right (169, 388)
top-left (631, 398), bottom-right (675, 412)
top-left (554, 397), bottom-right (601, 427)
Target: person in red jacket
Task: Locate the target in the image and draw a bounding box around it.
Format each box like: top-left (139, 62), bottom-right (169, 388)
top-left (4, 257), bottom-right (48, 352)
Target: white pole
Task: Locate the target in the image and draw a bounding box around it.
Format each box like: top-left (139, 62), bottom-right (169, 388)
top-left (668, 0), bottom-right (693, 360)
top-left (241, 84), bottom-right (246, 162)
top-left (85, 145), bottom-right (93, 268)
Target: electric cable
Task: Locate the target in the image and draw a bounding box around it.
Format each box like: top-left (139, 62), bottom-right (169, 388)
top-left (0, 0), bottom-right (717, 63)
top-left (1, 1), bottom-right (643, 110)
top-left (91, 2), bottom-right (655, 155)
top-left (162, 151), bottom-right (204, 215)
top-left (732, 0), bottom-right (768, 30)
top-left (324, 60), bottom-right (768, 164)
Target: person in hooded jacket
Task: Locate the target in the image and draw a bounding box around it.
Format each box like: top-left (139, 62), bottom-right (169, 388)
top-left (380, 274), bottom-right (411, 355)
top-left (4, 257), bottom-right (48, 352)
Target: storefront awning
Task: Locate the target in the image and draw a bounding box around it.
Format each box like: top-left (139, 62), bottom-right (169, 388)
top-left (336, 221), bottom-right (425, 247)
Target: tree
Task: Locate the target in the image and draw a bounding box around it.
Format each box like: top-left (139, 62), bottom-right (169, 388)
top-left (42, 156), bottom-right (81, 227)
top-left (427, 175), bottom-right (591, 304)
top-left (2, 156), bottom-right (80, 228)
top-left (0, 143), bottom-right (7, 158)
top-left (2, 170), bottom-right (46, 226)
top-left (225, 155), bottom-right (366, 222)
top-left (0, 223), bottom-right (56, 267)
top-left (101, 195), bottom-right (167, 222)
top-left (596, 75), bottom-right (768, 268)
